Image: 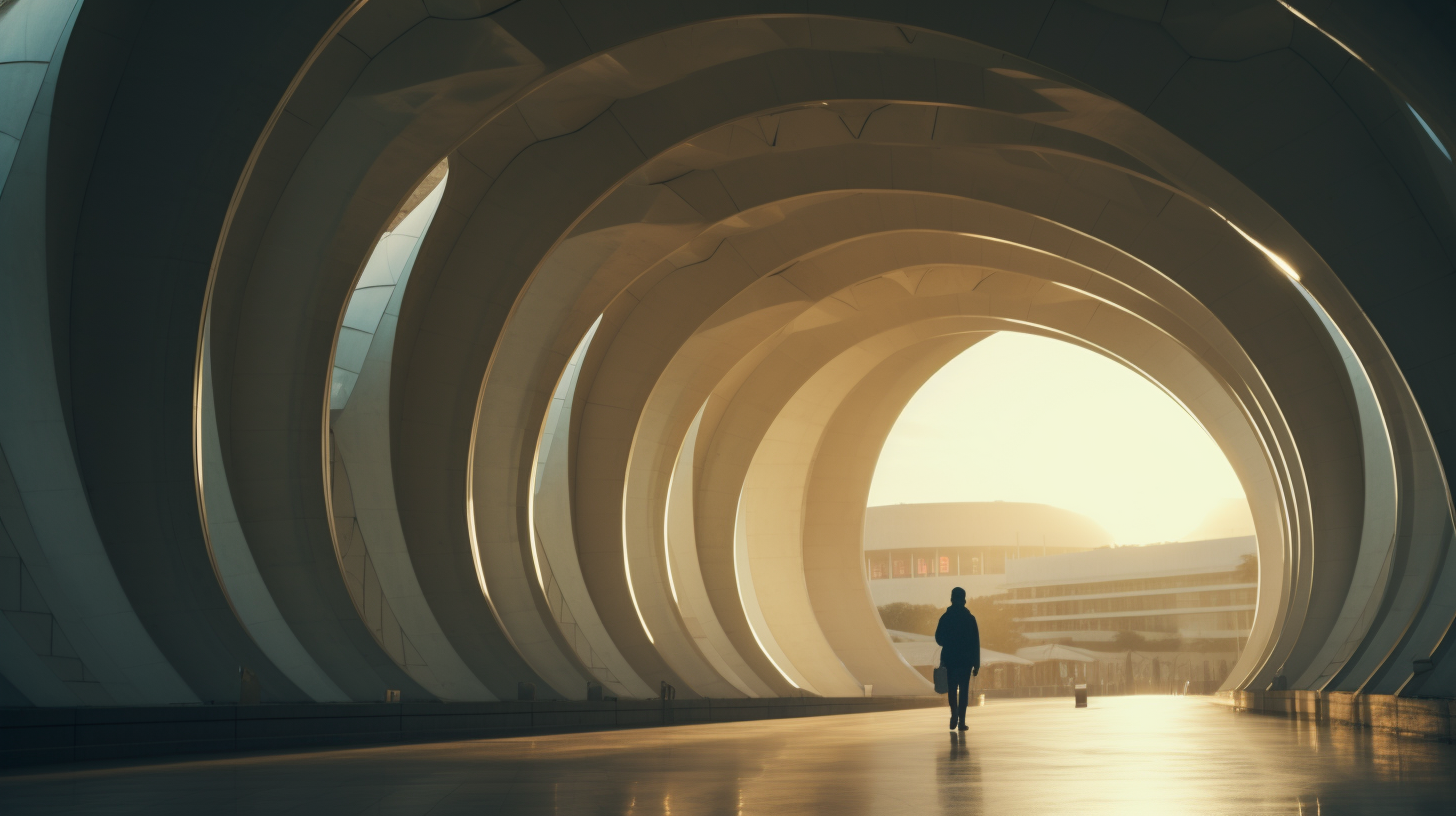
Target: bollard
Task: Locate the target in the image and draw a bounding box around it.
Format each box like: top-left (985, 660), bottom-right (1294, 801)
top-left (1074, 683), bottom-right (1087, 708)
top-left (239, 667), bottom-right (261, 705)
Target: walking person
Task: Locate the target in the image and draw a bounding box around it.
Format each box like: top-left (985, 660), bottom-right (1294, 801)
top-left (935, 587), bottom-right (981, 731)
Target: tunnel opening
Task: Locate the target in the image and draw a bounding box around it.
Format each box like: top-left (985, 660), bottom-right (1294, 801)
top-left (863, 331), bottom-right (1258, 697)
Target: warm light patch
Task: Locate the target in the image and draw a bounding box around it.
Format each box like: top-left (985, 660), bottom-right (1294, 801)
top-left (1225, 220), bottom-right (1301, 281)
top-left (868, 332), bottom-right (1247, 545)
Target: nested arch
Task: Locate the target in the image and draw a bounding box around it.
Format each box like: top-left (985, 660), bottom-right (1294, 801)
top-left (137, 1), bottom-right (1456, 706)
top-left (29, 0), bottom-right (1434, 706)
top-left (352, 9), bottom-right (1419, 701)
top-left (563, 182), bottom-right (1310, 694)
top-left (3, 0), bottom-right (1453, 714)
top-left (643, 250), bottom-right (1289, 695)
top-left (733, 314), bottom-right (1277, 695)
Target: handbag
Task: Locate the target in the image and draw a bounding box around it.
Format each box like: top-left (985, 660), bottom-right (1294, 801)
top-left (933, 666), bottom-right (948, 694)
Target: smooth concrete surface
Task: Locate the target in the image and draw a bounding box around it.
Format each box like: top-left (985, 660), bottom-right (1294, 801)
top-left (5, 697), bottom-right (1456, 814)
top-left (0, 696), bottom-right (938, 769)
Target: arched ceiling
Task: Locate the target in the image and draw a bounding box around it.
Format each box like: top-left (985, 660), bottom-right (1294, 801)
top-left (0, 0), bottom-right (1452, 706)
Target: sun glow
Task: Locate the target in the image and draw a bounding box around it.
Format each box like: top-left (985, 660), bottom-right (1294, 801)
top-left (868, 332), bottom-right (1247, 545)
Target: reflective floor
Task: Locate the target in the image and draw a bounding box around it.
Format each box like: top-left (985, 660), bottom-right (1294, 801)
top-left (4, 696), bottom-right (1456, 814)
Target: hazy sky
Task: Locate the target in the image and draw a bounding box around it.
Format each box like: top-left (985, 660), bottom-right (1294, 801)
top-left (867, 332), bottom-right (1246, 546)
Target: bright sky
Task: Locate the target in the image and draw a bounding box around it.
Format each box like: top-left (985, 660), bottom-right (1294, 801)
top-left (867, 332), bottom-right (1246, 546)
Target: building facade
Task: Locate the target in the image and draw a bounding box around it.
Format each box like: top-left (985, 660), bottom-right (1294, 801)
top-left (864, 502), bottom-right (1112, 605)
top-left (1001, 538), bottom-right (1258, 646)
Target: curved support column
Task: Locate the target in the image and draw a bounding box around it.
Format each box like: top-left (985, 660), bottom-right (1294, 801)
top-left (664, 407), bottom-right (771, 697)
top-left (533, 341), bottom-right (657, 699)
top-left (205, 15), bottom-right (548, 701)
top-left (201, 333), bottom-right (346, 702)
top-left (0, 0), bottom-right (197, 705)
top-left (331, 182), bottom-right (496, 700)
top-left (801, 336), bottom-right (983, 695)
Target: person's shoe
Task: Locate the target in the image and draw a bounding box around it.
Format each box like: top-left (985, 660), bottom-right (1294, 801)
top-left (949, 715), bottom-right (957, 731)
top-left (957, 723), bottom-right (969, 732)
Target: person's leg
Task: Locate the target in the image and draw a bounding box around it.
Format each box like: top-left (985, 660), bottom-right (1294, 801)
top-left (947, 670), bottom-right (960, 729)
top-left (952, 668), bottom-right (972, 726)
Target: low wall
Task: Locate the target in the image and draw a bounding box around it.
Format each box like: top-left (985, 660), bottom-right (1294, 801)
top-left (984, 681), bottom-right (1223, 699)
top-left (1215, 690), bottom-right (1455, 741)
top-left (0, 695), bottom-right (942, 768)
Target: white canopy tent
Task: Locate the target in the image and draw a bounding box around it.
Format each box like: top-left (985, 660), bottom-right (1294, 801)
top-left (892, 640), bottom-right (1034, 669)
top-left (1016, 644), bottom-right (1101, 664)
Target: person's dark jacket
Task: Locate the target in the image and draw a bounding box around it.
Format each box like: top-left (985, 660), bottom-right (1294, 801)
top-left (935, 605), bottom-right (981, 669)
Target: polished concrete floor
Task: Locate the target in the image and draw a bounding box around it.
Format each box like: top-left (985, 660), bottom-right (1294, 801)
top-left (3, 696), bottom-right (1456, 814)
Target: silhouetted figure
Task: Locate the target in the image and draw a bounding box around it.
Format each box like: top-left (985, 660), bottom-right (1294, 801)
top-left (935, 586), bottom-right (980, 731)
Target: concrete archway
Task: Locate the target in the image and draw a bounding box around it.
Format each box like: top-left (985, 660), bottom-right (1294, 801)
top-left (0, 0), bottom-right (1451, 709)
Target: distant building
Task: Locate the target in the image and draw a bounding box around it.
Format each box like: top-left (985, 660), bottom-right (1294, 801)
top-left (864, 502), bottom-right (1112, 605)
top-left (1000, 537), bottom-right (1258, 646)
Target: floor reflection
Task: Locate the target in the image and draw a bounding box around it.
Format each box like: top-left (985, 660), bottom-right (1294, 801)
top-left (3, 697), bottom-right (1456, 814)
top-left (936, 730), bottom-right (983, 812)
